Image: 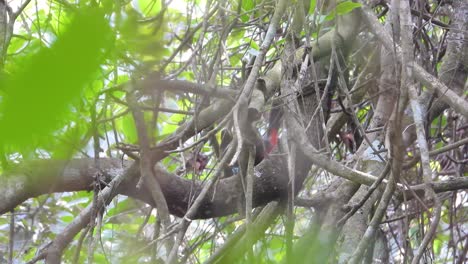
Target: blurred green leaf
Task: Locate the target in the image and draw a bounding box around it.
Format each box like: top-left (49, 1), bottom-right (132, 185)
top-left (238, 0), bottom-right (255, 22)
top-left (137, 0), bottom-right (162, 16)
top-left (308, 0), bottom-right (317, 14)
top-left (0, 8), bottom-right (113, 151)
top-left (325, 1), bottom-right (361, 21)
top-left (119, 5), bottom-right (169, 61)
top-left (116, 113), bottom-right (138, 144)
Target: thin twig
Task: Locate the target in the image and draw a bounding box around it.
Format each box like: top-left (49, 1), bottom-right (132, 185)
top-left (337, 162), bottom-right (391, 226)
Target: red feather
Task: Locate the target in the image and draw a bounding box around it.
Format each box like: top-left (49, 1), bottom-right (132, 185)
top-left (266, 128), bottom-right (278, 154)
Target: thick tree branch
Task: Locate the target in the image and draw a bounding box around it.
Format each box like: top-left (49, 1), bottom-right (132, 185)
top-left (0, 157), bottom-right (289, 219)
top-left (1, 153), bottom-right (466, 220)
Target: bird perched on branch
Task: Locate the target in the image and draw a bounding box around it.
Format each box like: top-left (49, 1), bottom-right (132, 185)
top-left (177, 152), bottom-right (209, 175)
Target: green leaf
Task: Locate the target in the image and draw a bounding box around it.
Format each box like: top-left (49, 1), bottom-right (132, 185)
top-left (51, 117), bottom-right (90, 159)
top-left (240, 0), bottom-right (255, 22)
top-left (119, 5), bottom-right (169, 60)
top-left (137, 0), bottom-right (162, 17)
top-left (325, 1), bottom-right (361, 21)
top-left (117, 114), bottom-right (138, 144)
top-left (336, 1), bottom-right (362, 14)
top-left (0, 8), bottom-right (113, 151)
top-left (308, 0), bottom-right (317, 14)
top-left (229, 53), bottom-right (242, 67)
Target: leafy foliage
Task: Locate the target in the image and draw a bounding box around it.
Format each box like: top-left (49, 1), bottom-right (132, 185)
top-left (0, 7), bottom-right (113, 156)
top-left (0, 0), bottom-right (466, 263)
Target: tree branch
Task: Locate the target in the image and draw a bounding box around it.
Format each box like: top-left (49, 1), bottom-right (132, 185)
top-left (359, 5), bottom-right (468, 119)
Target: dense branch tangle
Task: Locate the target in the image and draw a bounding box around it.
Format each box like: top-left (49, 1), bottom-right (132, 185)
top-left (0, 0), bottom-right (467, 263)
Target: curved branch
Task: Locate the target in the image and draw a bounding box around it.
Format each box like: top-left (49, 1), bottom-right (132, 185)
top-left (0, 156), bottom-right (466, 220)
top-left (0, 157), bottom-right (289, 219)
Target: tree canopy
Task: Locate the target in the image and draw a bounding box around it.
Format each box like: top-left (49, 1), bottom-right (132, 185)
top-left (0, 0), bottom-right (467, 263)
